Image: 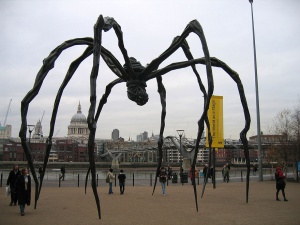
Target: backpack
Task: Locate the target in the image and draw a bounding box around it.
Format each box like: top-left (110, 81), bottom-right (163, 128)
top-left (106, 174), bottom-right (110, 183)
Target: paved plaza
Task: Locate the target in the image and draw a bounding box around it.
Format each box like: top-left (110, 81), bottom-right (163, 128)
top-left (1, 180), bottom-right (299, 225)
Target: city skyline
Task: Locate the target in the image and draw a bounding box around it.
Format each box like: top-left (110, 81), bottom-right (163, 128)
top-left (1, 1), bottom-right (299, 141)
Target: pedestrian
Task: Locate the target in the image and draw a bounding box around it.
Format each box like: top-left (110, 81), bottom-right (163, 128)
top-left (189, 167), bottom-right (198, 185)
top-left (7, 164), bottom-right (21, 206)
top-left (118, 169), bottom-right (126, 194)
top-left (226, 162), bottom-right (231, 170)
top-left (16, 168), bottom-right (31, 216)
top-left (275, 166), bottom-right (288, 201)
top-left (179, 166), bottom-right (184, 184)
top-left (159, 166), bottom-right (167, 195)
top-left (179, 166), bottom-right (183, 178)
top-left (203, 164), bottom-right (209, 182)
top-left (222, 164), bottom-right (225, 181)
top-left (107, 168), bottom-right (115, 194)
top-left (223, 165), bottom-right (229, 182)
top-left (167, 165), bottom-right (173, 180)
top-left (60, 165), bottom-right (65, 181)
top-left (253, 165), bottom-right (257, 175)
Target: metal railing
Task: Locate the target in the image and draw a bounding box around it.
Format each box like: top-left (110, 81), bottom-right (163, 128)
top-left (1, 168), bottom-right (298, 188)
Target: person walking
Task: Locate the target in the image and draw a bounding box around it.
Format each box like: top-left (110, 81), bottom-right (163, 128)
top-left (38, 165), bottom-right (43, 182)
top-left (159, 166), bottom-right (167, 195)
top-left (16, 168), bottom-right (31, 216)
top-left (222, 164), bottom-right (226, 181)
top-left (118, 169), bottom-right (126, 194)
top-left (223, 165), bottom-right (229, 183)
top-left (253, 165), bottom-right (258, 175)
top-left (167, 165), bottom-right (173, 180)
top-left (60, 165), bottom-right (65, 181)
top-left (189, 167), bottom-right (198, 185)
top-left (275, 166), bottom-right (288, 201)
top-left (107, 168), bottom-right (115, 194)
top-left (7, 164), bottom-right (21, 206)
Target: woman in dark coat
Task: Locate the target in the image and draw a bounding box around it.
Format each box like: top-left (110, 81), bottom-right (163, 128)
top-left (275, 166), bottom-right (288, 201)
top-left (16, 168), bottom-right (31, 216)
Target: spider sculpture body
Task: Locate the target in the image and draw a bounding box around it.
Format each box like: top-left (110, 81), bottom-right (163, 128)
top-left (19, 15), bottom-right (251, 219)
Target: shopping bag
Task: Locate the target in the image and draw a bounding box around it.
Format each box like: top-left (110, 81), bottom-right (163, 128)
top-left (5, 186), bottom-right (11, 197)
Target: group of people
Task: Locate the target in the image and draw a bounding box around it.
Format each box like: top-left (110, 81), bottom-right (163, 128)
top-left (6, 165), bottom-right (31, 216)
top-left (203, 163), bottom-right (230, 183)
top-left (222, 163), bottom-right (230, 182)
top-left (107, 166), bottom-right (170, 196)
top-left (6, 163), bottom-right (289, 217)
top-left (106, 168), bottom-right (127, 195)
top-left (107, 166), bottom-right (171, 196)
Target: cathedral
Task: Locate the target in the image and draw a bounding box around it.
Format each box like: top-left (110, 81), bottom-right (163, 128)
top-left (67, 102), bottom-right (89, 139)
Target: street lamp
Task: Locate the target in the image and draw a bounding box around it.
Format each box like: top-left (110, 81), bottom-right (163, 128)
top-left (176, 129), bottom-right (185, 163)
top-left (249, 0), bottom-right (263, 181)
top-left (26, 125), bottom-right (35, 161)
top-left (28, 125), bottom-right (35, 142)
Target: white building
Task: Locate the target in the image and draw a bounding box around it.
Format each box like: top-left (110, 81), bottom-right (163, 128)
top-left (0, 124), bottom-right (11, 139)
top-left (67, 102), bottom-right (89, 139)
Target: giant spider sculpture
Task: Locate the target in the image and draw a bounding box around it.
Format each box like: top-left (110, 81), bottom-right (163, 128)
top-left (19, 15), bottom-right (251, 219)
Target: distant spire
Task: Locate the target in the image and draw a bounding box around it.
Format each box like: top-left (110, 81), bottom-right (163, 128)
top-left (77, 101), bottom-right (82, 113)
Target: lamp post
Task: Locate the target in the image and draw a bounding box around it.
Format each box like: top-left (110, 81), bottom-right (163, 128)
top-left (26, 125), bottom-right (35, 161)
top-left (249, 0), bottom-right (263, 181)
top-left (28, 125), bottom-right (35, 142)
top-left (176, 129), bottom-right (185, 165)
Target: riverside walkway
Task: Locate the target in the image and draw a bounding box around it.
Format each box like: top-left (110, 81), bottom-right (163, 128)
top-left (1, 180), bottom-right (299, 225)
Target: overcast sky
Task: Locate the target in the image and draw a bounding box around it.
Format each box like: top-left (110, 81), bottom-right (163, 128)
top-left (1, 0), bottom-right (299, 141)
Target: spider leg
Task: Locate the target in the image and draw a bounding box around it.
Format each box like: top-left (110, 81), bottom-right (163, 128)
top-left (143, 23), bottom-right (215, 203)
top-left (86, 14), bottom-right (106, 219)
top-left (101, 47), bottom-right (128, 80)
top-left (209, 57), bottom-right (251, 203)
top-left (152, 75), bottom-right (166, 195)
top-left (84, 78), bottom-right (124, 194)
top-left (178, 38), bottom-right (215, 208)
top-left (141, 19), bottom-right (214, 209)
top-left (102, 17), bottom-right (134, 80)
top-left (150, 57), bottom-right (251, 203)
top-left (19, 38), bottom-right (94, 209)
top-left (95, 78), bottom-right (124, 121)
top-left (142, 20), bottom-right (213, 88)
top-left (45, 46), bottom-right (93, 197)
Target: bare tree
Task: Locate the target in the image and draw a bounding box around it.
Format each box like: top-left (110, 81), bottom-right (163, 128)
top-left (270, 109), bottom-right (294, 173)
top-left (265, 103), bottom-right (300, 179)
top-left (291, 101), bottom-right (300, 180)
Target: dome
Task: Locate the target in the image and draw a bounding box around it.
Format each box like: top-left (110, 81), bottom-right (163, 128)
top-left (71, 102), bottom-right (87, 123)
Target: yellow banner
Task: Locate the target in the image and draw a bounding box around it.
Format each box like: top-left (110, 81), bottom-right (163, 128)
top-left (206, 96), bottom-right (224, 148)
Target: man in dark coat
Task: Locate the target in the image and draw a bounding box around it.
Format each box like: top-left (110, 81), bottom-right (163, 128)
top-left (16, 168), bottom-right (31, 216)
top-left (7, 164), bottom-right (21, 206)
top-left (60, 165), bottom-right (65, 181)
top-left (118, 169), bottom-right (126, 194)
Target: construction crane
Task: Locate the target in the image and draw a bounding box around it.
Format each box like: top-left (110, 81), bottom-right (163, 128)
top-left (36, 110), bottom-right (45, 137)
top-left (3, 99), bottom-right (12, 126)
top-left (40, 110), bottom-right (45, 124)
top-left (54, 130), bottom-right (60, 137)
